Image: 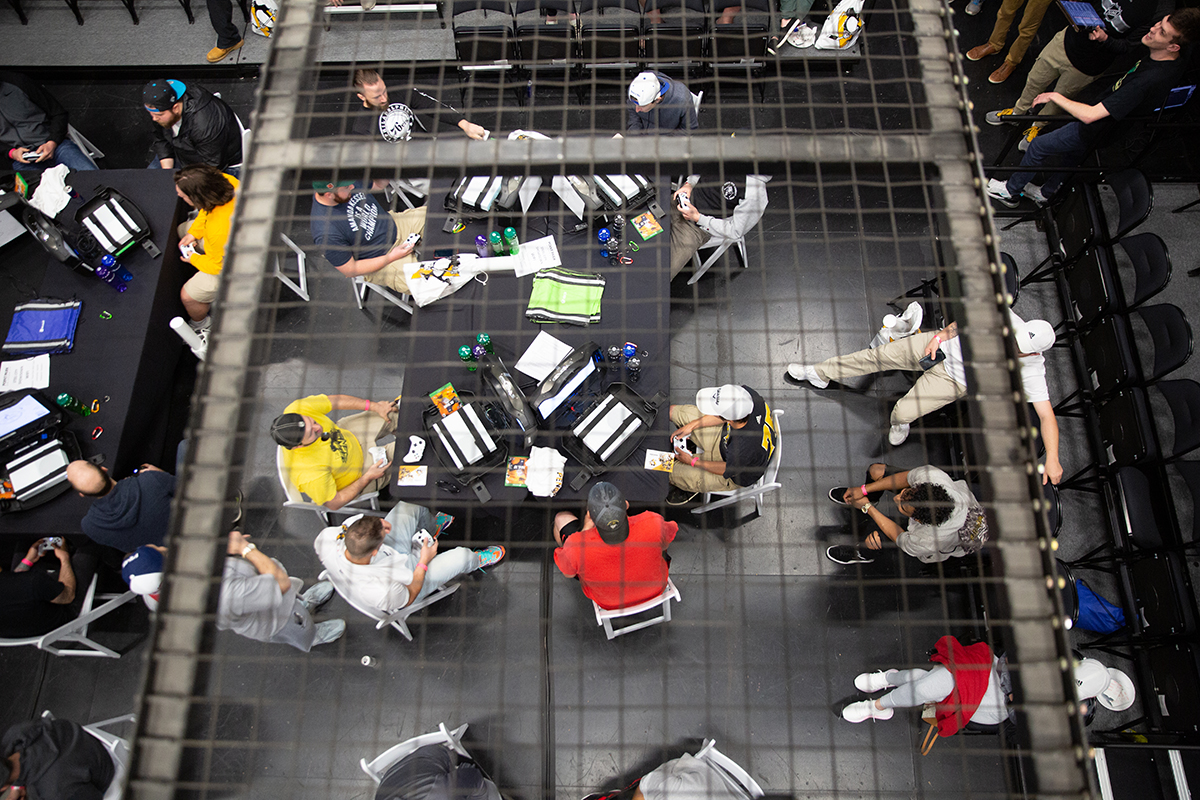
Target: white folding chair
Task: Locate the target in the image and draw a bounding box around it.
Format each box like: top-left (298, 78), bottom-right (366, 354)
top-left (0, 575), bottom-right (135, 658)
top-left (592, 578), bottom-right (680, 640)
top-left (695, 739), bottom-right (764, 798)
top-left (352, 274), bottom-right (415, 315)
top-left (66, 124), bottom-right (103, 167)
top-left (360, 722), bottom-right (470, 785)
top-left (41, 711), bottom-right (135, 800)
top-left (691, 90), bottom-right (703, 117)
top-left (275, 232), bottom-right (311, 301)
top-left (276, 446), bottom-right (381, 526)
top-left (688, 233), bottom-right (748, 285)
top-left (319, 569), bottom-right (460, 642)
top-left (385, 178), bottom-right (432, 211)
top-left (692, 408), bottom-right (784, 515)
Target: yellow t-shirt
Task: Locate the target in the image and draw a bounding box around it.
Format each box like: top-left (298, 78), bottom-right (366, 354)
top-left (280, 394), bottom-right (364, 505)
top-left (186, 174), bottom-right (239, 276)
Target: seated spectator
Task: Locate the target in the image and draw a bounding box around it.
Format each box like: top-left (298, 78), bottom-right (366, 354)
top-left (176, 164), bottom-right (238, 344)
top-left (142, 79), bottom-right (243, 173)
top-left (121, 535), bottom-right (346, 650)
top-left (670, 174), bottom-right (770, 280)
top-left (0, 538), bottom-right (79, 639)
top-left (667, 385), bottom-right (776, 505)
top-left (986, 10), bottom-right (1200, 207)
top-left (824, 463), bottom-right (988, 565)
top-left (841, 635), bottom-right (1012, 727)
top-left (351, 69), bottom-right (488, 141)
top-left (589, 751), bottom-right (753, 800)
top-left (314, 502), bottom-right (505, 616)
top-left (0, 71), bottom-right (97, 172)
top-left (552, 482), bottom-right (678, 610)
top-left (786, 310), bottom-right (1062, 486)
top-left (271, 393), bottom-right (397, 510)
top-left (66, 460), bottom-right (173, 553)
top-left (374, 742), bottom-right (502, 800)
top-left (627, 71), bottom-right (698, 134)
top-left (0, 716), bottom-right (114, 800)
top-left (310, 179), bottom-right (422, 295)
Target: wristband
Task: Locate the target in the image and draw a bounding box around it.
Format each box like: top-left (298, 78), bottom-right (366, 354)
top-left (241, 542), bottom-right (257, 558)
top-left (416, 562), bottom-right (428, 572)
top-left (860, 483), bottom-right (868, 497)
top-left (8, 149), bottom-right (17, 160)
top-left (691, 456), bottom-right (699, 467)
top-left (365, 400), bottom-right (371, 412)
top-left (21, 557), bottom-right (33, 567)
top-left (933, 335), bottom-right (942, 344)
top-left (860, 502), bottom-right (872, 514)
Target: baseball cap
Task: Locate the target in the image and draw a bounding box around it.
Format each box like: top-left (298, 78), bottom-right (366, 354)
top-left (695, 385), bottom-right (754, 420)
top-left (311, 179), bottom-right (358, 191)
top-left (1009, 310), bottom-right (1055, 354)
top-left (1073, 658), bottom-right (1136, 711)
top-left (121, 546), bottom-right (164, 611)
top-left (628, 72), bottom-right (664, 107)
top-left (143, 80), bottom-right (186, 112)
top-left (588, 481), bottom-right (629, 544)
top-left (270, 413), bottom-right (307, 448)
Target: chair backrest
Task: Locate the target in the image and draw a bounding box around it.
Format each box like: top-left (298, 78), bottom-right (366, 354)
top-left (1170, 460), bottom-right (1200, 546)
top-left (579, 0), bottom-right (639, 13)
top-left (1115, 465), bottom-right (1167, 549)
top-left (1042, 479), bottom-right (1061, 538)
top-left (1136, 304), bottom-right (1192, 383)
top-left (691, 90), bottom-right (702, 116)
top-left (361, 723), bottom-right (471, 784)
top-left (694, 739), bottom-right (764, 798)
top-left (453, 0), bottom-right (512, 15)
top-left (1118, 232), bottom-right (1171, 308)
top-left (1104, 168), bottom-right (1153, 243)
top-left (1156, 379), bottom-right (1200, 460)
top-left (276, 446), bottom-right (305, 504)
top-left (999, 252), bottom-right (1019, 306)
top-left (760, 407), bottom-right (784, 486)
top-left (319, 568), bottom-right (394, 628)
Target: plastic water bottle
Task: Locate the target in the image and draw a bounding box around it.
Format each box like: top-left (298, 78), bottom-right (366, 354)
top-left (56, 392), bottom-right (91, 416)
top-left (475, 235), bottom-right (490, 259)
top-left (503, 227), bottom-right (520, 255)
top-left (100, 254), bottom-right (133, 283)
top-left (488, 231), bottom-right (504, 256)
top-left (94, 264), bottom-right (128, 293)
top-left (459, 345), bottom-right (477, 372)
top-left (477, 332), bottom-right (494, 354)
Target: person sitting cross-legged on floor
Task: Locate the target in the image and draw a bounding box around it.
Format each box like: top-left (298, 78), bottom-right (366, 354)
top-left (667, 384), bottom-right (777, 506)
top-left (824, 463), bottom-right (988, 566)
top-left (313, 502), bottom-right (505, 618)
top-left (553, 482), bottom-right (678, 610)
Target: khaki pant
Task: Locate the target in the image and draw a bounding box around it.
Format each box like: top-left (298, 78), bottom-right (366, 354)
top-left (1012, 29), bottom-right (1096, 116)
top-left (668, 404), bottom-right (740, 493)
top-left (814, 332), bottom-right (967, 426)
top-left (338, 410), bottom-right (397, 496)
top-left (365, 206), bottom-right (427, 295)
top-left (669, 203), bottom-right (712, 278)
top-left (987, 0), bottom-right (1053, 65)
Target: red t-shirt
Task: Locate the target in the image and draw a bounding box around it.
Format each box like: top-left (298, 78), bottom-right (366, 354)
top-left (554, 511), bottom-right (678, 610)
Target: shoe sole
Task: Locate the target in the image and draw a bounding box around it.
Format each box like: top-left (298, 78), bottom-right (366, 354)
top-left (828, 487), bottom-right (850, 505)
top-left (988, 71), bottom-right (1013, 84)
top-left (986, 115), bottom-right (1014, 126)
top-left (965, 47), bottom-right (995, 61)
top-left (826, 547), bottom-right (873, 565)
top-left (666, 494), bottom-right (699, 506)
top-left (986, 194), bottom-right (1019, 209)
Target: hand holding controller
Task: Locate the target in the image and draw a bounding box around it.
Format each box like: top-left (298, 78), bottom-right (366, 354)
top-left (412, 529), bottom-right (435, 548)
top-left (404, 233), bottom-right (421, 247)
top-left (22, 151), bottom-right (41, 162)
top-left (38, 537), bottom-right (64, 554)
top-left (676, 194), bottom-right (690, 210)
top-left (368, 445), bottom-right (389, 467)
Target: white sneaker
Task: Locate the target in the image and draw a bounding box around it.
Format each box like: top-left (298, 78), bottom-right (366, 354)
top-left (888, 423), bottom-right (910, 445)
top-left (312, 619), bottom-right (346, 646)
top-left (785, 363), bottom-right (829, 389)
top-left (842, 700), bottom-right (894, 723)
top-left (188, 316), bottom-right (212, 333)
top-left (985, 178), bottom-right (1019, 209)
top-left (854, 670), bottom-right (896, 692)
top-left (1022, 183), bottom-right (1049, 206)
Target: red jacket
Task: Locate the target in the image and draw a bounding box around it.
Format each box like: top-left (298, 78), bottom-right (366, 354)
top-left (930, 636), bottom-right (994, 736)
top-left (554, 511), bottom-right (677, 609)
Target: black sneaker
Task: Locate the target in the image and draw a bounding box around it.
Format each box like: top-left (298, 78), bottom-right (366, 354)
top-left (666, 487), bottom-right (700, 506)
top-left (826, 545), bottom-right (874, 565)
top-left (828, 487), bottom-right (850, 505)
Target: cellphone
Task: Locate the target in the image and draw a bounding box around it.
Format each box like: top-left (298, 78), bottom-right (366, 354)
top-left (434, 248), bottom-right (454, 258)
top-left (918, 350), bottom-right (947, 371)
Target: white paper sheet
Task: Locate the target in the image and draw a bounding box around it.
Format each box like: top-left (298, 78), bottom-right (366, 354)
top-left (513, 235), bottom-right (561, 278)
top-left (0, 354), bottom-right (50, 392)
top-left (551, 175), bottom-right (586, 220)
top-left (514, 331), bottom-right (573, 381)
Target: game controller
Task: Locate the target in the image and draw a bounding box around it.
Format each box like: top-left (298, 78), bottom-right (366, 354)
top-left (22, 152), bottom-right (41, 162)
top-left (403, 233), bottom-right (421, 248)
top-left (368, 445), bottom-right (389, 467)
top-left (676, 194), bottom-right (690, 210)
top-left (481, 129), bottom-right (492, 141)
top-left (412, 529), bottom-right (435, 549)
top-left (38, 537), bottom-right (64, 554)
top-left (403, 434), bottom-right (426, 463)
top-left (180, 243), bottom-right (196, 259)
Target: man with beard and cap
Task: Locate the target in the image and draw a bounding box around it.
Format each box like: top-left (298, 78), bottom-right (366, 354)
top-left (552, 482), bottom-right (678, 609)
top-left (349, 69), bottom-right (489, 141)
top-left (0, 716), bottom-right (113, 800)
top-left (787, 309), bottom-right (1063, 485)
top-left (626, 71), bottom-right (699, 134)
top-left (271, 393), bottom-right (398, 511)
top-left (669, 173), bottom-right (771, 280)
top-left (67, 460), bottom-right (174, 553)
top-left (666, 384), bottom-right (776, 506)
top-left (142, 79), bottom-right (242, 173)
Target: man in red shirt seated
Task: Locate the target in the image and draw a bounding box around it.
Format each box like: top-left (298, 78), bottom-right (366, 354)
top-left (552, 482), bottom-right (678, 610)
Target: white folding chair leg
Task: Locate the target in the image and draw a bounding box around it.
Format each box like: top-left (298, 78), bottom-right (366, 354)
top-left (688, 236), bottom-right (747, 285)
top-left (277, 233), bottom-right (311, 302)
top-left (355, 276), bottom-right (415, 315)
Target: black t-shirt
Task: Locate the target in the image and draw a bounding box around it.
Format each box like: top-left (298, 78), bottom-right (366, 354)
top-left (349, 87), bottom-right (466, 141)
top-left (718, 386), bottom-right (775, 487)
top-left (310, 191), bottom-right (398, 268)
top-left (0, 570), bottom-right (70, 638)
top-left (1086, 56), bottom-right (1186, 139)
top-left (1063, 0), bottom-right (1155, 76)
top-left (691, 177), bottom-right (748, 218)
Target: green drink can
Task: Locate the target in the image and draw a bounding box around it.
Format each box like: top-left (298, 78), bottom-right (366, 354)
top-left (477, 332), bottom-right (494, 354)
top-left (503, 227), bottom-right (520, 255)
top-left (488, 231), bottom-right (504, 256)
top-left (458, 345), bottom-right (478, 372)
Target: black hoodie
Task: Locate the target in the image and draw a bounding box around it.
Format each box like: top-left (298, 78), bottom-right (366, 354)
top-left (80, 471), bottom-right (174, 553)
top-left (149, 83), bottom-right (242, 170)
top-left (0, 718), bottom-right (113, 800)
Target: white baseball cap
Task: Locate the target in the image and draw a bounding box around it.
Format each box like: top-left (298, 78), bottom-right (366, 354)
top-left (1073, 657), bottom-right (1136, 711)
top-left (628, 72), bottom-right (663, 107)
top-left (696, 385), bottom-right (754, 420)
top-left (1009, 309), bottom-right (1056, 354)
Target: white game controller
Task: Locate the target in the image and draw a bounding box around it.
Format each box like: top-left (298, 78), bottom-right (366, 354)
top-left (412, 529), bottom-right (435, 548)
top-left (677, 194), bottom-right (690, 210)
top-left (403, 434), bottom-right (426, 463)
top-left (180, 243), bottom-right (197, 259)
top-left (403, 233), bottom-right (421, 249)
top-left (368, 445), bottom-right (389, 466)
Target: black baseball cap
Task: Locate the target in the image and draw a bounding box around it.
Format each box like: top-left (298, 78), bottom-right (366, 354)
top-left (270, 413), bottom-right (307, 449)
top-left (143, 80), bottom-right (184, 111)
top-left (588, 481), bottom-right (629, 544)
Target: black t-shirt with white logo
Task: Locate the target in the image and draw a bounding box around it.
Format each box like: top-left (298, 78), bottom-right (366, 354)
top-left (718, 385), bottom-right (775, 487)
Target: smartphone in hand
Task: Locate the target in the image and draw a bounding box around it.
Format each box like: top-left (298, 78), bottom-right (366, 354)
top-left (918, 349), bottom-right (947, 371)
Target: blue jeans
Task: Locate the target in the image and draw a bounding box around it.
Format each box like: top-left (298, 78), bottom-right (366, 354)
top-left (11, 139), bottom-right (97, 172)
top-left (382, 502), bottom-right (480, 604)
top-left (1005, 121), bottom-right (1090, 199)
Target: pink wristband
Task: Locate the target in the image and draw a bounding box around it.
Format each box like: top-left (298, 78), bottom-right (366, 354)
top-left (20, 557), bottom-right (33, 567)
top-left (365, 400), bottom-right (371, 411)
top-left (691, 456), bottom-right (699, 467)
top-left (860, 484), bottom-right (868, 497)
top-left (416, 562), bottom-right (428, 572)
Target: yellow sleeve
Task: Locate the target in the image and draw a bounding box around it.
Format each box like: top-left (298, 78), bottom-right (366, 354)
top-left (187, 208), bottom-right (209, 241)
top-left (187, 201), bottom-right (233, 275)
top-left (285, 395), bottom-right (332, 417)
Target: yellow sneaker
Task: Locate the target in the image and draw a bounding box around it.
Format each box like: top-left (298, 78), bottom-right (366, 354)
top-left (206, 39), bottom-right (244, 63)
top-left (1018, 124), bottom-right (1041, 152)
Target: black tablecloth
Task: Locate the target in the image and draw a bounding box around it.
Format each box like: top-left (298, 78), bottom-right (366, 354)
top-left (5, 170), bottom-right (187, 534)
top-left (392, 179), bottom-right (673, 508)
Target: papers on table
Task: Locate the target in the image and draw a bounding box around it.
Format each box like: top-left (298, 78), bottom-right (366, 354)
top-left (514, 331), bottom-right (574, 382)
top-left (395, 466), bottom-right (428, 487)
top-left (0, 354), bottom-right (50, 392)
top-left (513, 235), bottom-right (561, 277)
